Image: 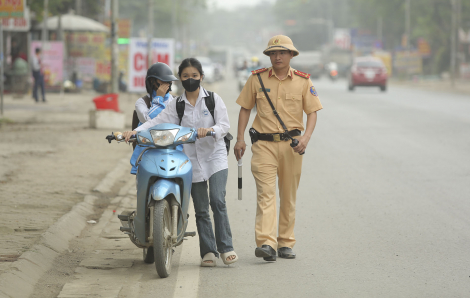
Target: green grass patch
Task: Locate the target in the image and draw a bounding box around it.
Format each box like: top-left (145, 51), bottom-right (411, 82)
top-left (0, 117), bottom-right (15, 126)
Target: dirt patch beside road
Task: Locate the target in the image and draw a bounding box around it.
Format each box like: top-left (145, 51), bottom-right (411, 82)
top-left (0, 92), bottom-right (139, 275)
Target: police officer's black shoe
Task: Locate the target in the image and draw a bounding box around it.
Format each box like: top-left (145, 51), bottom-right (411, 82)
top-left (278, 247), bottom-right (296, 259)
top-left (255, 245), bottom-right (276, 261)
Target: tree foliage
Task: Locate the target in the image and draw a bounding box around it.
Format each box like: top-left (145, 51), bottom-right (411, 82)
top-left (27, 0), bottom-right (103, 21)
top-left (349, 0), bottom-right (470, 74)
top-left (273, 0), bottom-right (470, 74)
top-left (119, 0), bottom-right (207, 38)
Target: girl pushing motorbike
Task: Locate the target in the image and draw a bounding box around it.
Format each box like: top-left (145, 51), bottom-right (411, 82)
top-left (123, 58), bottom-right (238, 266)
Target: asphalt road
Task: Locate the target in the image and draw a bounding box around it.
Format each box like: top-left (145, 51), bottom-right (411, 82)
top-left (30, 76), bottom-right (470, 298)
top-left (200, 76), bottom-right (470, 297)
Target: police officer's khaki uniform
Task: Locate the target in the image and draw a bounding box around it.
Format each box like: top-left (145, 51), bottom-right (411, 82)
top-left (236, 35), bottom-right (322, 250)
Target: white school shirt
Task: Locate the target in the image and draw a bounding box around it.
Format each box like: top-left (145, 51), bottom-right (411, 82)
top-left (135, 93), bottom-right (174, 123)
top-left (32, 55), bottom-right (41, 71)
top-left (135, 87), bottom-right (230, 183)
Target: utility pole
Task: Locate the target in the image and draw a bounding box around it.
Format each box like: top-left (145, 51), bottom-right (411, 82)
top-left (456, 0), bottom-right (461, 81)
top-left (110, 0), bottom-right (119, 93)
top-left (147, 0), bottom-right (153, 68)
top-left (75, 0), bottom-right (82, 15)
top-left (378, 16), bottom-right (383, 47)
top-left (1, 22), bottom-right (3, 116)
top-left (405, 0), bottom-right (410, 50)
top-left (450, 0), bottom-right (457, 87)
top-left (58, 14), bottom-right (64, 97)
top-left (42, 0), bottom-right (49, 51)
top-left (172, 0), bottom-right (177, 47)
top-left (327, 0), bottom-right (334, 45)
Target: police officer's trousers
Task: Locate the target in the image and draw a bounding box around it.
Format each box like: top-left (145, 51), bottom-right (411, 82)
top-left (251, 138), bottom-right (303, 250)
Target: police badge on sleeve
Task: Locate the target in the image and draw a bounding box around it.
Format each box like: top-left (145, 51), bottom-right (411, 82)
top-left (310, 86), bottom-right (318, 96)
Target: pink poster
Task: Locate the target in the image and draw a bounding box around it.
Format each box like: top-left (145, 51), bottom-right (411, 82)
top-left (31, 41), bottom-right (64, 87)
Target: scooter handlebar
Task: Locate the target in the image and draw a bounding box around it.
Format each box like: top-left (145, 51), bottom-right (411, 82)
top-left (195, 131), bottom-right (216, 138)
top-left (105, 132), bottom-right (135, 143)
top-left (106, 130), bottom-right (213, 144)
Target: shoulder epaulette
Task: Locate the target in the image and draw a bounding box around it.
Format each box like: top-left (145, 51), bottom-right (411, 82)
top-left (294, 70), bottom-right (311, 79)
top-left (251, 68), bottom-right (268, 75)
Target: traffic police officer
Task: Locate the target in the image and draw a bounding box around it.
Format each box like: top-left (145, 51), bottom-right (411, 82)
top-left (234, 35), bottom-right (322, 261)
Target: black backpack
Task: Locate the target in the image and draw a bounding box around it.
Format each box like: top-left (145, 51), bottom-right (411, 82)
top-left (176, 91), bottom-right (233, 155)
top-left (131, 94), bottom-right (151, 150)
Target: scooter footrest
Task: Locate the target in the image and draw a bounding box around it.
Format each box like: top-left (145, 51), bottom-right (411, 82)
top-left (184, 231), bottom-right (196, 237)
top-left (120, 226), bottom-right (131, 232)
top-left (118, 210), bottom-right (134, 221)
top-left (118, 214), bottom-right (129, 221)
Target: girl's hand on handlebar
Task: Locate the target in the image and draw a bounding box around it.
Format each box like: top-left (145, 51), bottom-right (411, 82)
top-left (123, 130), bottom-right (137, 143)
top-left (197, 128), bottom-right (214, 139)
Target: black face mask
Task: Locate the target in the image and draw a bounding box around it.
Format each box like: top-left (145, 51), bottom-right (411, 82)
top-left (182, 78), bottom-right (200, 92)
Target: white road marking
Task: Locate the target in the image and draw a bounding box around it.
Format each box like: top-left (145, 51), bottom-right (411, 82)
top-left (173, 202), bottom-right (201, 298)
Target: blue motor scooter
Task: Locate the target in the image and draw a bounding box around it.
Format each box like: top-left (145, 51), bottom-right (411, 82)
top-left (106, 123), bottom-right (214, 278)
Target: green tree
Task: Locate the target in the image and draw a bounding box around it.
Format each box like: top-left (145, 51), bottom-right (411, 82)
top-left (119, 0), bottom-right (207, 38)
top-left (350, 0), bottom-right (470, 75)
top-left (27, 0), bottom-right (103, 21)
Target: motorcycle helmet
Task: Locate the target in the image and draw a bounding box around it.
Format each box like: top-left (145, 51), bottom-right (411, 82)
top-left (145, 62), bottom-right (178, 94)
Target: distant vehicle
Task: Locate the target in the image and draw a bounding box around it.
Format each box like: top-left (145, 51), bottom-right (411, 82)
top-left (323, 47), bottom-right (353, 78)
top-left (326, 62), bottom-right (339, 82)
top-left (237, 69), bottom-right (250, 92)
top-left (195, 56), bottom-right (216, 83)
top-left (290, 51), bottom-right (323, 79)
top-left (348, 57), bottom-right (388, 92)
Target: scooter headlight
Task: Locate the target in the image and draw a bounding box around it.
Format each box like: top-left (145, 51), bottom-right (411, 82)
top-left (177, 132), bottom-right (192, 143)
top-left (150, 129), bottom-right (179, 146)
top-left (138, 135), bottom-right (152, 144)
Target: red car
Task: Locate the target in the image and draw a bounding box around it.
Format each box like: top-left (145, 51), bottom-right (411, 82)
top-left (348, 57), bottom-right (388, 92)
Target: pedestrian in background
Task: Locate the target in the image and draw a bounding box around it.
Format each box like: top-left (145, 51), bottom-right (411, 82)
top-left (234, 35), bottom-right (323, 261)
top-left (32, 48), bottom-right (46, 103)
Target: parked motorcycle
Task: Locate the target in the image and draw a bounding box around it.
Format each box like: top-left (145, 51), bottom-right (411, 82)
top-left (105, 123), bottom-right (214, 278)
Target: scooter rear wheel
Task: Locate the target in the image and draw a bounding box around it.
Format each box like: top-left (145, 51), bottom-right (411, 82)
top-left (153, 199), bottom-right (173, 278)
top-left (143, 247), bottom-right (154, 264)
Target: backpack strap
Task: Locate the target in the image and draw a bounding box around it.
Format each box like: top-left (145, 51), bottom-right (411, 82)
top-left (132, 95), bottom-right (152, 150)
top-left (142, 94), bottom-right (151, 109)
top-left (176, 92), bottom-right (216, 125)
top-left (175, 96), bottom-right (185, 125)
top-left (132, 95), bottom-right (151, 132)
top-left (204, 91), bottom-right (215, 122)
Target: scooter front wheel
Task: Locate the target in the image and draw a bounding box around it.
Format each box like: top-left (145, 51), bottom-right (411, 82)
top-left (153, 199), bottom-right (173, 278)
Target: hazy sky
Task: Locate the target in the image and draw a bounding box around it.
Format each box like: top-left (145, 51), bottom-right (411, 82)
top-left (210, 0), bottom-right (276, 11)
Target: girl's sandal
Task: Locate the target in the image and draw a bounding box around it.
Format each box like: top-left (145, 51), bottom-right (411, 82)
top-left (221, 251), bottom-right (238, 265)
top-left (201, 252), bottom-right (217, 267)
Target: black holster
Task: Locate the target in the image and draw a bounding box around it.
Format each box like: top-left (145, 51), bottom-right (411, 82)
top-left (249, 128), bottom-right (259, 144)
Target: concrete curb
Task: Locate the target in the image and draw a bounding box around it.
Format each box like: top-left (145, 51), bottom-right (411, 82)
top-left (0, 158), bottom-right (129, 298)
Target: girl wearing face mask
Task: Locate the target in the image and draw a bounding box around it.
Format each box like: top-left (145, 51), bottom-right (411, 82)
top-left (122, 58), bottom-right (237, 267)
top-left (130, 63), bottom-right (179, 175)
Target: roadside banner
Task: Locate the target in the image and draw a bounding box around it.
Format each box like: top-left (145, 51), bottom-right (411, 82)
top-left (394, 51), bottom-right (423, 75)
top-left (0, 0), bottom-right (25, 18)
top-left (128, 38), bottom-right (174, 93)
top-left (104, 19), bottom-right (132, 38)
top-left (0, 6), bottom-right (29, 31)
top-left (373, 51), bottom-right (393, 76)
top-left (334, 29), bottom-right (351, 50)
top-left (417, 38), bottom-right (431, 58)
top-left (31, 41), bottom-right (64, 88)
